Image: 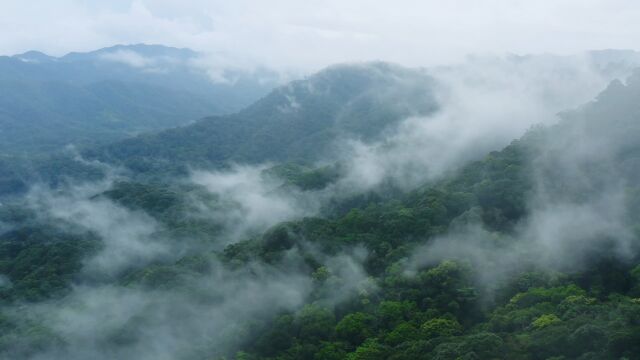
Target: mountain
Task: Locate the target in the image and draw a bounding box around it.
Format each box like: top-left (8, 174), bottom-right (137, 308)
top-left (86, 50), bottom-right (640, 174)
top-left (0, 44), bottom-right (280, 154)
top-left (4, 52), bottom-right (640, 198)
top-left (85, 62), bottom-right (439, 174)
top-left (0, 61), bottom-right (439, 198)
top-left (1, 66), bottom-right (640, 359)
top-left (588, 49), bottom-right (640, 75)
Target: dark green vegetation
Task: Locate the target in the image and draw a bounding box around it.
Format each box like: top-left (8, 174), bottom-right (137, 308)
top-left (0, 44), bottom-right (278, 155)
top-left (1, 62), bottom-right (640, 360)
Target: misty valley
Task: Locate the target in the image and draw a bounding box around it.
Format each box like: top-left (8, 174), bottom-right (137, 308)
top-left (1, 44), bottom-right (640, 360)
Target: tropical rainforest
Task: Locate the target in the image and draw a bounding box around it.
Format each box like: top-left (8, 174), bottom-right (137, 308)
top-left (0, 44), bottom-right (640, 360)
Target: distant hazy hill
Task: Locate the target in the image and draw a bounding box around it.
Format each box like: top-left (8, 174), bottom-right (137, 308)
top-left (85, 62), bottom-right (439, 174)
top-left (0, 44), bottom-right (280, 154)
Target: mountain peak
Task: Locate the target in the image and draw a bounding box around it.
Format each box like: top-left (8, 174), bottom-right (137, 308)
top-left (314, 61), bottom-right (414, 78)
top-left (12, 50), bottom-right (55, 63)
top-left (60, 44), bottom-right (198, 62)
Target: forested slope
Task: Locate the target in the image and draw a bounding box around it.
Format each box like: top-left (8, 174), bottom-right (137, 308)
top-left (85, 62), bottom-right (438, 174)
top-left (0, 62), bottom-right (437, 196)
top-left (2, 71), bottom-right (640, 359)
top-left (1, 62), bottom-right (640, 360)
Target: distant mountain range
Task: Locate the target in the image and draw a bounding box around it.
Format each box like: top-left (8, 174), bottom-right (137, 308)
top-left (0, 44), bottom-right (280, 154)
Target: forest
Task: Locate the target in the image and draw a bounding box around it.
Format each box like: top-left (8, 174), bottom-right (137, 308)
top-left (0, 62), bottom-right (639, 359)
top-left (2, 5), bottom-right (640, 356)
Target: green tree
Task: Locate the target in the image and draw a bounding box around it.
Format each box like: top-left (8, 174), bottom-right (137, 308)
top-left (335, 312), bottom-right (375, 345)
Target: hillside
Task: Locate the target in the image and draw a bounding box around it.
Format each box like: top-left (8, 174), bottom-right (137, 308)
top-left (0, 67), bottom-right (639, 359)
top-left (4, 52), bottom-right (640, 197)
top-left (0, 44), bottom-right (279, 154)
top-left (85, 62), bottom-right (438, 174)
top-left (0, 62), bottom-right (437, 198)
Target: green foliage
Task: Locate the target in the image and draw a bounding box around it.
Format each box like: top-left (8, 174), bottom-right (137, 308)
top-left (335, 312), bottom-right (375, 345)
top-left (346, 338), bottom-right (389, 360)
top-left (376, 301), bottom-right (418, 328)
top-left (420, 318), bottom-right (462, 339)
top-left (5, 71), bottom-right (640, 360)
top-left (295, 305), bottom-right (336, 341)
top-left (0, 226), bottom-right (98, 302)
top-left (531, 314), bottom-right (561, 329)
top-left (314, 341), bottom-right (349, 360)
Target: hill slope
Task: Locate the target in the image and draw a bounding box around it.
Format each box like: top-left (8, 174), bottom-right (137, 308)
top-left (86, 62), bottom-right (439, 174)
top-left (1, 69), bottom-right (640, 359)
top-left (0, 44), bottom-right (279, 154)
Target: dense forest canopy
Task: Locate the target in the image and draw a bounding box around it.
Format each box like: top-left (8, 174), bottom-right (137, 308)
top-left (0, 36), bottom-right (640, 360)
top-left (1, 46), bottom-right (640, 360)
top-left (8, 1), bottom-right (640, 359)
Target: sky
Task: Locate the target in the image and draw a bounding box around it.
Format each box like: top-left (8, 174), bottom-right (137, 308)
top-left (2, 0), bottom-right (640, 71)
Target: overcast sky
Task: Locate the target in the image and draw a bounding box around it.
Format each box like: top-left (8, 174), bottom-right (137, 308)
top-left (2, 0), bottom-right (640, 71)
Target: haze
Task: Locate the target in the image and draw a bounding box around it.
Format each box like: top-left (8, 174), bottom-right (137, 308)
top-left (2, 2), bottom-right (640, 360)
top-left (3, 0), bottom-right (640, 71)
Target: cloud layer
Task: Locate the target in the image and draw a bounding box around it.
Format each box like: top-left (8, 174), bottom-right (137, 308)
top-left (3, 1), bottom-right (640, 71)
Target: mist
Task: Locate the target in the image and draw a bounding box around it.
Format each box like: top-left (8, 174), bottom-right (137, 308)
top-left (335, 54), bottom-right (628, 191)
top-left (2, 3), bottom-right (640, 355)
top-left (402, 72), bottom-right (640, 302)
top-left (190, 165), bottom-right (322, 242)
top-left (5, 1), bottom-right (640, 73)
top-left (0, 174), bottom-right (372, 359)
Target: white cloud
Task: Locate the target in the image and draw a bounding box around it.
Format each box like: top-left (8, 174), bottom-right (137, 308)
top-left (25, 181), bottom-right (174, 278)
top-left (99, 49), bottom-right (156, 68)
top-left (190, 165), bottom-right (321, 242)
top-left (2, 1), bottom-right (640, 72)
top-left (336, 54), bottom-right (616, 190)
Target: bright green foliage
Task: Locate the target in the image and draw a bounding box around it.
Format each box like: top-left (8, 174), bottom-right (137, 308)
top-left (346, 338), bottom-right (388, 360)
top-left (314, 341), bottom-right (349, 360)
top-left (531, 314), bottom-right (561, 329)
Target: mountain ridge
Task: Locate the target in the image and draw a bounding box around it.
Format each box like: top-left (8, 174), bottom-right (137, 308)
top-left (0, 44), bottom-right (281, 155)
top-left (83, 61), bottom-right (439, 175)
